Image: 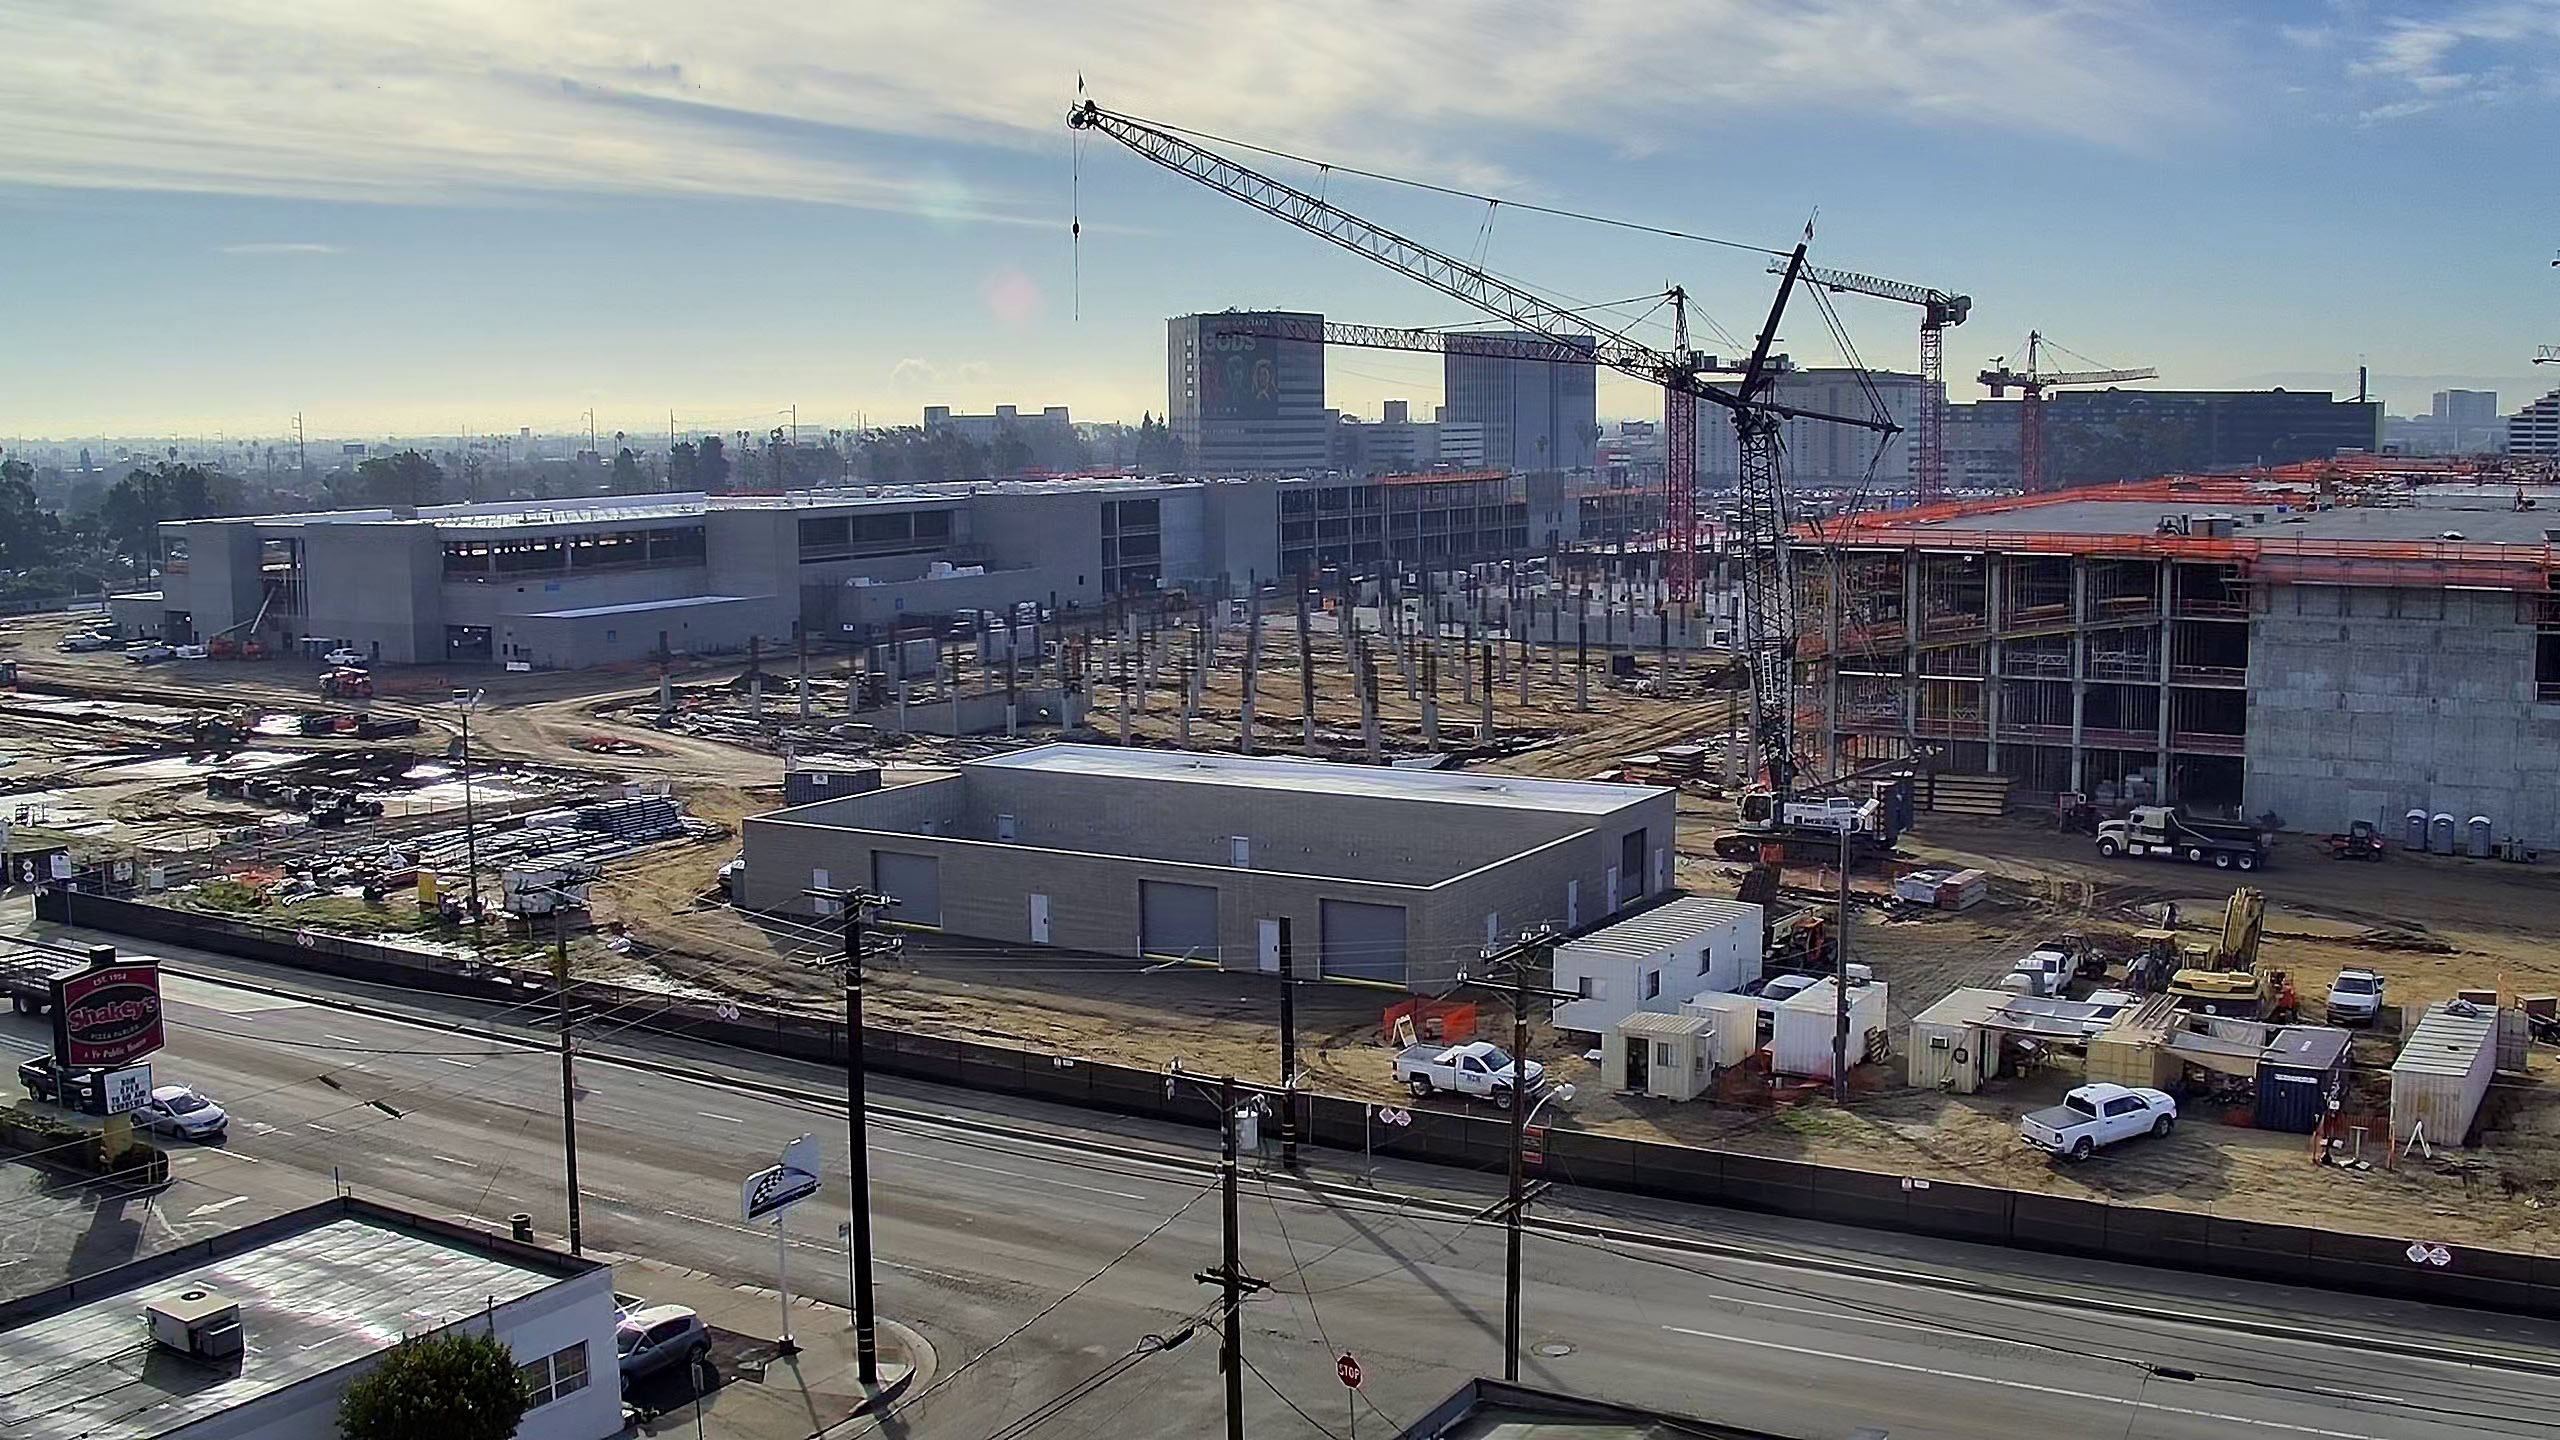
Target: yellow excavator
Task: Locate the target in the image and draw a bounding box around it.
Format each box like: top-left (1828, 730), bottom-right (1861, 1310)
top-left (2165, 888), bottom-right (2293, 1019)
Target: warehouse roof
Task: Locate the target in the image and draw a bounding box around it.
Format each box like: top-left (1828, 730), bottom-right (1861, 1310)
top-left (969, 744), bottom-right (1668, 815)
top-left (1881, 497), bottom-right (2560, 545)
top-left (0, 1198), bottom-right (594, 1440)
top-left (1561, 895), bottom-right (1761, 959)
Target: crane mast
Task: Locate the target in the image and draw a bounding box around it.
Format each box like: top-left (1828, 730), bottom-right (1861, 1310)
top-left (1776, 261), bottom-right (1969, 502)
top-left (1068, 99), bottom-right (1894, 806)
top-left (1979, 331), bottom-right (2157, 492)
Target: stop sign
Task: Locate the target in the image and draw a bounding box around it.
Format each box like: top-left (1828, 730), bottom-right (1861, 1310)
top-left (1337, 1352), bottom-right (1363, 1389)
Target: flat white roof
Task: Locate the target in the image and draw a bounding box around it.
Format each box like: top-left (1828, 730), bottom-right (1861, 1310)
top-left (1561, 896), bottom-right (1761, 960)
top-left (2392, 1001), bottom-right (2498, 1078)
top-left (968, 744), bottom-right (1667, 815)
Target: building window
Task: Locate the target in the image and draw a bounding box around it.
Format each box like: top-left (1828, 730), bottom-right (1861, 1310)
top-left (519, 1341), bottom-right (590, 1408)
top-left (1643, 969), bottom-right (1661, 1000)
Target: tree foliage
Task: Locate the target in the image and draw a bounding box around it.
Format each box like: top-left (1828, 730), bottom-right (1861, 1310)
top-left (697, 434), bottom-right (731, 490)
top-left (0, 459), bottom-right (57, 568)
top-left (612, 447), bottom-right (643, 490)
top-left (94, 462), bottom-right (241, 558)
top-left (355, 450), bottom-right (446, 509)
top-left (1133, 412), bottom-right (1184, 473)
top-left (337, 1329), bottom-right (526, 1440)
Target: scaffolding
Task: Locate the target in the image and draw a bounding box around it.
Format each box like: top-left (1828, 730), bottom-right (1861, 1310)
top-left (1917, 554), bottom-right (1989, 640)
top-left (1999, 555), bottom-right (2073, 633)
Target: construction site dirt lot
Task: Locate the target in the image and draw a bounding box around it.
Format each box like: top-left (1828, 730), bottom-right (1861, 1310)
top-left (14, 605), bottom-right (2560, 1250)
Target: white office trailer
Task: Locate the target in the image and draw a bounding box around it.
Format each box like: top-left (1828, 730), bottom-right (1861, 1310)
top-left (1769, 979), bottom-right (1891, 1079)
top-left (1550, 896), bottom-right (1763, 1040)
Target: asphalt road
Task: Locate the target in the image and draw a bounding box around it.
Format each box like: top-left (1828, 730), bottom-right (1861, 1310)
top-left (7, 935), bottom-right (2560, 1439)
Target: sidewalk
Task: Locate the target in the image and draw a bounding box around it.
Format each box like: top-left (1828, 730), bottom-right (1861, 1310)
top-left (602, 1250), bottom-right (931, 1438)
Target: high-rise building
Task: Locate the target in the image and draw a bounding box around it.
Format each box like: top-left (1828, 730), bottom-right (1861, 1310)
top-left (1443, 333), bottom-right (1597, 475)
top-left (1700, 370), bottom-right (1928, 489)
top-left (2434, 390), bottom-right (2499, 426)
top-left (1166, 312), bottom-right (1329, 474)
top-left (2507, 390), bottom-right (2560, 457)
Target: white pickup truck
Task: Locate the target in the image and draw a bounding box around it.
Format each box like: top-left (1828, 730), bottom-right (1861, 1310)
top-left (2019, 1082), bottom-right (2178, 1161)
top-left (1395, 1040), bottom-right (1544, 1104)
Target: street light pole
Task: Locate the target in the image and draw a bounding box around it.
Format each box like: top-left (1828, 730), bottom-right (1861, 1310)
top-left (1503, 961), bottom-right (1529, 1382)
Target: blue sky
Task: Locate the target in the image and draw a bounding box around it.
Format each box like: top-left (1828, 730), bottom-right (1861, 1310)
top-left (2, 0), bottom-right (2554, 441)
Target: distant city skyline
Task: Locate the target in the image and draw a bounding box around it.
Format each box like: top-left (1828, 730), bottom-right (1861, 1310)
top-left (3, 2), bottom-right (2554, 437)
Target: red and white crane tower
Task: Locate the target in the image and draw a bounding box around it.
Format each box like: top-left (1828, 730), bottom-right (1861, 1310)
top-left (1773, 262), bottom-right (1969, 501)
top-left (1979, 332), bottom-right (2157, 492)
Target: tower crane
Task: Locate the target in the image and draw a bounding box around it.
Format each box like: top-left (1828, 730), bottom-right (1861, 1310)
top-left (1771, 261), bottom-right (1969, 501)
top-left (2535, 345), bottom-right (2556, 365)
top-left (1069, 98), bottom-right (1895, 808)
top-left (1978, 332), bottom-right (2157, 492)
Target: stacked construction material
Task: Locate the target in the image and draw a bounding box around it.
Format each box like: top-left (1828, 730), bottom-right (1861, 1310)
top-left (576, 794), bottom-right (683, 840)
top-left (1924, 772), bottom-right (2012, 817)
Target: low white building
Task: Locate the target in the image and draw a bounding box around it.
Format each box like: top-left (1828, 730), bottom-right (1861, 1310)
top-left (1770, 978), bottom-right (1891, 1079)
top-left (1552, 895), bottom-right (1763, 1039)
top-left (0, 1196), bottom-right (624, 1440)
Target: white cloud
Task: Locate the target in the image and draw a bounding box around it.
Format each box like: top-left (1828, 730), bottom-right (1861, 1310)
top-left (0, 1), bottom-right (2218, 216)
top-left (218, 242), bottom-right (342, 254)
top-left (888, 358), bottom-right (994, 392)
top-left (2343, 3), bottom-right (2560, 121)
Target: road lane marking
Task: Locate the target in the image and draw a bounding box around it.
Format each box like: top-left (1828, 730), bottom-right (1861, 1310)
top-left (430, 1155), bottom-right (480, 1169)
top-left (876, 1145), bottom-right (1149, 1202)
top-left (304, 1122), bottom-right (335, 1133)
top-left (1662, 1327), bottom-right (2395, 1440)
top-left (432, 1057), bottom-right (476, 1068)
top-left (324, 1034), bottom-right (366, 1045)
top-left (696, 1111), bottom-right (744, 1124)
top-left (188, 1196), bottom-right (252, 1218)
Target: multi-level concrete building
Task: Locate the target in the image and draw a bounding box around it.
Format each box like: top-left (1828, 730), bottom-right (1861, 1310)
top-left (1799, 476), bottom-right (2560, 846)
top-left (1702, 369), bottom-right (1927, 490)
top-left (1167, 311), bottom-right (1331, 474)
top-left (738, 744), bottom-right (1678, 988)
top-left (2508, 389), bottom-right (2560, 457)
top-left (923, 404), bottom-right (1074, 447)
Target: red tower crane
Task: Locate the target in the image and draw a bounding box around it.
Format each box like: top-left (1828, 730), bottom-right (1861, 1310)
top-left (1979, 332), bottom-right (2157, 492)
top-left (1772, 262), bottom-right (1968, 500)
top-left (1067, 98), bottom-right (1896, 805)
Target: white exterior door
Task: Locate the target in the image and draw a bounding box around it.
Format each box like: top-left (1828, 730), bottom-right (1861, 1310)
top-left (1257, 918), bottom-right (1282, 973)
top-left (1029, 893), bottom-right (1051, 944)
top-left (1605, 865), bottom-right (1621, 912)
top-left (1567, 879), bottom-right (1581, 928)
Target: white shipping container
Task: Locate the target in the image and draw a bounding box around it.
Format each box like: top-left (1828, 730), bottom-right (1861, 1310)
top-left (1550, 896), bottom-right (1763, 1038)
top-left (1769, 979), bottom-right (1890, 1079)
top-left (2390, 1000), bottom-right (2499, 1145)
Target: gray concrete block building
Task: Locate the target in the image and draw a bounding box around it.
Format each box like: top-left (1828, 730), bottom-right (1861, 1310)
top-left (1803, 477), bottom-right (2560, 847)
top-left (738, 744), bottom-right (1678, 989)
top-left (152, 470), bottom-right (1587, 669)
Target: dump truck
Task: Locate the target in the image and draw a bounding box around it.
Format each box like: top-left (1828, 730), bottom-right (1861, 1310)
top-left (1, 944), bottom-right (114, 1016)
top-left (2094, 805), bottom-right (2268, 870)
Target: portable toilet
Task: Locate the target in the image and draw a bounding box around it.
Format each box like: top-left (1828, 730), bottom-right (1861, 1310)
top-left (2404, 808), bottom-right (2428, 851)
top-left (2429, 812), bottom-right (2457, 854)
top-left (2467, 816), bottom-right (2494, 858)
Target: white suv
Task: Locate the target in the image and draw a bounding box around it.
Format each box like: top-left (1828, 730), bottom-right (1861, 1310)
top-left (2326, 968), bottom-right (2386, 1025)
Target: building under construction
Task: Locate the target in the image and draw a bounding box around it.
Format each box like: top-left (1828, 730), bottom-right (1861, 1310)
top-left (1797, 468), bottom-right (2560, 847)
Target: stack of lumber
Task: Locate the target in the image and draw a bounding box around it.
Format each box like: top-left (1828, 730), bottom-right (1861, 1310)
top-left (1925, 773), bottom-right (2012, 817)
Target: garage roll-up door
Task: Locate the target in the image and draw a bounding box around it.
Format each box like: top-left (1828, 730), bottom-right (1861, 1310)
top-left (1140, 880), bottom-right (1220, 961)
top-left (872, 851), bottom-right (941, 926)
top-left (1320, 900), bottom-right (1408, 984)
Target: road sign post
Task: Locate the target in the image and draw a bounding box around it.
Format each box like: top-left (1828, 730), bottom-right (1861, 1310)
top-left (1339, 1351), bottom-right (1363, 1437)
top-left (742, 1133), bottom-right (821, 1355)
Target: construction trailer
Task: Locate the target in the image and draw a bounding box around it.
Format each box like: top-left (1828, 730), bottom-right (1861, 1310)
top-left (1602, 1011), bottom-right (1718, 1101)
top-left (1904, 987), bottom-right (2013, 1093)
top-left (1769, 979), bottom-right (1890, 1079)
top-left (1549, 895), bottom-right (1763, 1040)
top-left (2254, 1025), bottom-right (2352, 1133)
top-left (2391, 1000), bottom-right (2500, 1146)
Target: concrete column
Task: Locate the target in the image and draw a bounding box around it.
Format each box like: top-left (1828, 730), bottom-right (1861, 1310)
top-left (1359, 643), bottom-right (1382, 762)
top-left (1479, 642), bottom-right (1495, 743)
top-left (2068, 558), bottom-right (2088, 793)
top-left (1422, 642), bottom-right (1442, 750)
top-left (1239, 584), bottom-right (1263, 755)
top-left (2155, 560), bottom-right (2175, 800)
top-left (1982, 557), bottom-right (2002, 773)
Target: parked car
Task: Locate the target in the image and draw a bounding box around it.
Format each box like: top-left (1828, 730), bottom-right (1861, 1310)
top-left (1394, 1040), bottom-right (1544, 1104)
top-left (58, 632), bottom-right (118, 652)
top-left (2020, 1082), bottom-right (2177, 1161)
top-left (2325, 968), bottom-right (2387, 1026)
top-left (173, 643), bottom-right (210, 659)
top-left (616, 1303), bottom-right (712, 1392)
top-left (135, 1084), bottom-right (228, 1141)
top-left (2001, 947), bottom-right (2076, 998)
top-left (124, 642), bottom-right (174, 664)
top-left (1743, 973), bottom-right (1821, 1004)
top-left (322, 646), bottom-right (366, 668)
